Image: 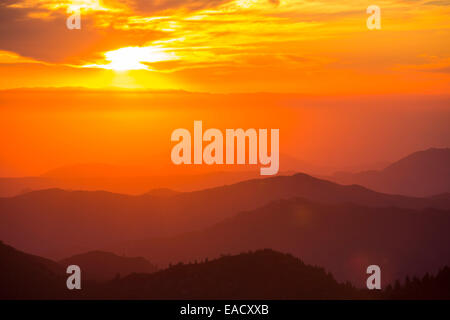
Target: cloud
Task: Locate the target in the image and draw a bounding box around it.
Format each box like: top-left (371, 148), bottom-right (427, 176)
top-left (0, 0), bottom-right (240, 64)
top-left (394, 55), bottom-right (450, 73)
top-left (0, 2), bottom-right (168, 63)
top-left (106, 0), bottom-right (233, 14)
top-left (1, 0), bottom-right (450, 76)
top-left (424, 0), bottom-right (450, 5)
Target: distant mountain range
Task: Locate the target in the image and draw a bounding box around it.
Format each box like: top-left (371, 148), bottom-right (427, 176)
top-left (0, 241), bottom-right (157, 299)
top-left (0, 170), bottom-right (265, 197)
top-left (114, 197), bottom-right (450, 287)
top-left (0, 241), bottom-right (65, 299)
top-left (2, 241), bottom-right (449, 299)
top-left (0, 241), bottom-right (359, 299)
top-left (331, 148), bottom-right (450, 197)
top-left (1, 147), bottom-right (449, 298)
top-left (1, 173), bottom-right (449, 260)
top-left (97, 249), bottom-right (359, 299)
top-left (59, 251), bottom-right (157, 282)
top-left (1, 148), bottom-right (448, 197)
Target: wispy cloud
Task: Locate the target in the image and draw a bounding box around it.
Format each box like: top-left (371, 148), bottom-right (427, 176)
top-left (0, 0), bottom-right (449, 93)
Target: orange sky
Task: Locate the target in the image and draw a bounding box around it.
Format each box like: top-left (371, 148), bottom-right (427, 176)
top-left (0, 1), bottom-right (449, 177)
top-left (0, 0), bottom-right (449, 93)
top-left (0, 89), bottom-right (449, 177)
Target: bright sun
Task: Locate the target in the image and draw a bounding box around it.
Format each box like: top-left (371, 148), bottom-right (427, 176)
top-left (85, 46), bottom-right (178, 71)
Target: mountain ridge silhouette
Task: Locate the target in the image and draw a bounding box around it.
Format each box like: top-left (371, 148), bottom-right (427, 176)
top-left (113, 197), bottom-right (450, 287)
top-left (2, 172), bottom-right (450, 259)
top-left (59, 250), bottom-right (158, 282)
top-left (331, 148), bottom-right (450, 196)
top-left (2, 241), bottom-right (450, 300)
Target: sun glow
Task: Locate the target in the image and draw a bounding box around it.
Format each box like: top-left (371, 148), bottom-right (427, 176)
top-left (84, 46), bottom-right (179, 71)
top-left (66, 0), bottom-right (109, 12)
